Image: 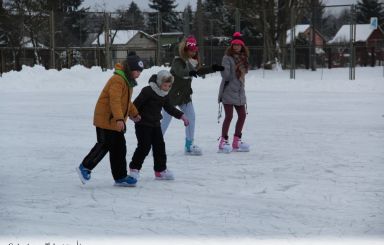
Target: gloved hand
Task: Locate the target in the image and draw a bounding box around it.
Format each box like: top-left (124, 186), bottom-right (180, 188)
top-left (181, 114), bottom-right (189, 126)
top-left (130, 114), bottom-right (141, 123)
top-left (212, 64), bottom-right (224, 71)
top-left (189, 70), bottom-right (198, 78)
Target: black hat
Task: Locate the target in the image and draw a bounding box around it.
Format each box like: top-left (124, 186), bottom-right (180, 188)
top-left (126, 51), bottom-right (144, 72)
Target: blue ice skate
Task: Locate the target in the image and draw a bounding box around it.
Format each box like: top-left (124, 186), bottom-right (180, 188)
top-left (114, 176), bottom-right (137, 187)
top-left (76, 163), bottom-right (91, 184)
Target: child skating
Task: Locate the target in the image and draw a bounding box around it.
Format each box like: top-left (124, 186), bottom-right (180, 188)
top-left (76, 52), bottom-right (144, 187)
top-left (218, 32), bottom-right (250, 153)
top-left (161, 36), bottom-right (224, 155)
top-left (129, 70), bottom-right (189, 182)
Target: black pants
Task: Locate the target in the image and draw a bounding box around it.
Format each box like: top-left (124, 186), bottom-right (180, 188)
top-left (129, 124), bottom-right (167, 172)
top-left (82, 127), bottom-right (127, 180)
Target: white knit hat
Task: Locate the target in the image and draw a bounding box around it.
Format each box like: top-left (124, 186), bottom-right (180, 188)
top-left (156, 70), bottom-right (174, 86)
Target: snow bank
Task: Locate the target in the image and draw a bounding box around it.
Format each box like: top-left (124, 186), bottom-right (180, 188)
top-left (1, 65), bottom-right (383, 93)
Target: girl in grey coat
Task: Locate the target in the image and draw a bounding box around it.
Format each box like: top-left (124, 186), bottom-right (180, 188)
top-left (218, 32), bottom-right (250, 153)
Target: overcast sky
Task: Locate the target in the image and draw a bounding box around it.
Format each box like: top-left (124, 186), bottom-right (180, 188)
top-left (81, 0), bottom-right (197, 12)
top-left (81, 0), bottom-right (361, 12)
top-left (81, 0), bottom-right (384, 13)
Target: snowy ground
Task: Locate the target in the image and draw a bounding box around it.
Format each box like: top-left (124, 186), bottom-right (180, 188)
top-left (0, 65), bottom-right (383, 245)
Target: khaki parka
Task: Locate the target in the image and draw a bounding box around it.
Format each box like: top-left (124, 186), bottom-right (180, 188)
top-left (93, 63), bottom-right (139, 131)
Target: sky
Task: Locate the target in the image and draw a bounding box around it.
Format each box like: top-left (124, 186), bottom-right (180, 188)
top-left (81, 0), bottom-right (360, 12)
top-left (81, 0), bottom-right (198, 12)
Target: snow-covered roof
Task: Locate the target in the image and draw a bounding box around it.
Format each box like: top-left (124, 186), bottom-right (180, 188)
top-left (92, 30), bottom-right (153, 45)
top-left (286, 25), bottom-right (310, 44)
top-left (329, 24), bottom-right (377, 43)
top-left (151, 32), bottom-right (184, 38)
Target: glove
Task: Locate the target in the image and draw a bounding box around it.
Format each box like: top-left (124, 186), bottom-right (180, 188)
top-left (181, 114), bottom-right (189, 126)
top-left (212, 64), bottom-right (224, 71)
top-left (189, 70), bottom-right (198, 78)
top-left (130, 114), bottom-right (141, 123)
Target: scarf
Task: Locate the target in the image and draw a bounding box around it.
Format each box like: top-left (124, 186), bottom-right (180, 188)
top-left (114, 69), bottom-right (137, 88)
top-left (149, 82), bottom-right (168, 97)
top-left (232, 52), bottom-right (249, 84)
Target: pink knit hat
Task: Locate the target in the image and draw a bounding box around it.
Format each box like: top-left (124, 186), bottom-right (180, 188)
top-left (185, 36), bottom-right (198, 52)
top-left (231, 32), bottom-right (245, 46)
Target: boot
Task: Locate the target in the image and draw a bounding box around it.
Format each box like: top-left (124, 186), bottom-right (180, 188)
top-left (218, 136), bottom-right (232, 153)
top-left (185, 138), bottom-right (202, 155)
top-left (232, 134), bottom-right (250, 152)
top-left (155, 169), bottom-right (175, 180)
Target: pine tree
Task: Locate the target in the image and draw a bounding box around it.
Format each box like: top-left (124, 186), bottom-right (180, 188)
top-left (202, 0), bottom-right (231, 36)
top-left (356, 0), bottom-right (384, 24)
top-left (0, 0), bottom-right (9, 47)
top-left (51, 0), bottom-right (88, 47)
top-left (148, 0), bottom-right (181, 32)
top-left (116, 2), bottom-right (145, 30)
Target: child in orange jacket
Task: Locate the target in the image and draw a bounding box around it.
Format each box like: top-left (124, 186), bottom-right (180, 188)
top-left (77, 52), bottom-right (144, 187)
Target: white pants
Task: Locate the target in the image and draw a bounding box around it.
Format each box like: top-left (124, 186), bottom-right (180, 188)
top-left (161, 102), bottom-right (196, 141)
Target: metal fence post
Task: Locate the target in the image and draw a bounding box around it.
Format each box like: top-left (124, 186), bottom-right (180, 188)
top-left (104, 12), bottom-right (112, 69)
top-left (156, 12), bottom-right (161, 66)
top-left (310, 0), bottom-right (316, 71)
top-left (235, 8), bottom-right (240, 32)
top-left (349, 5), bottom-right (356, 80)
top-left (183, 8), bottom-right (190, 36)
top-left (50, 9), bottom-right (55, 69)
top-left (290, 8), bottom-right (296, 79)
top-left (0, 49), bottom-right (3, 76)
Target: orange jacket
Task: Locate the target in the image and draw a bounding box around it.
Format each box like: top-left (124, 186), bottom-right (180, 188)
top-left (93, 63), bottom-right (139, 131)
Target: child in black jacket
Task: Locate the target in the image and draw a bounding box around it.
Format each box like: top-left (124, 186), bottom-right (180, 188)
top-left (129, 70), bottom-right (189, 181)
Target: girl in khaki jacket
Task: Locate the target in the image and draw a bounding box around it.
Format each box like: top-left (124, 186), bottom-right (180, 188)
top-left (77, 52), bottom-right (143, 187)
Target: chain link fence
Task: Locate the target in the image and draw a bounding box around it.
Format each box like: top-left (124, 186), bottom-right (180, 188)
top-left (1, 4), bottom-right (383, 79)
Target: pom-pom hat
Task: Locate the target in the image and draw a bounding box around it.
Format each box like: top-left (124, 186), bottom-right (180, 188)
top-left (231, 32), bottom-right (245, 46)
top-left (126, 51), bottom-right (144, 71)
top-left (185, 36), bottom-right (198, 52)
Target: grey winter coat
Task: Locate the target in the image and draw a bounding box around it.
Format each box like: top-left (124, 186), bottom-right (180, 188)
top-left (218, 55), bottom-right (247, 106)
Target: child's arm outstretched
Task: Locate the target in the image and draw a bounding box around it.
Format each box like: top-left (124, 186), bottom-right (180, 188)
top-left (196, 64), bottom-right (224, 77)
top-left (163, 96), bottom-right (189, 126)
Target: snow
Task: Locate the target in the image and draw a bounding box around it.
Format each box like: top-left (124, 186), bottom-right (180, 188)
top-left (0, 64), bottom-right (384, 245)
top-left (329, 24), bottom-right (376, 43)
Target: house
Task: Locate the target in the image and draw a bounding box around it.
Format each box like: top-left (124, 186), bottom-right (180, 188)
top-left (329, 24), bottom-right (384, 66)
top-left (286, 24), bottom-right (326, 47)
top-left (286, 25), bottom-right (326, 69)
top-left (92, 30), bottom-right (157, 65)
top-left (151, 32), bottom-right (184, 65)
top-left (151, 32), bottom-right (184, 47)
